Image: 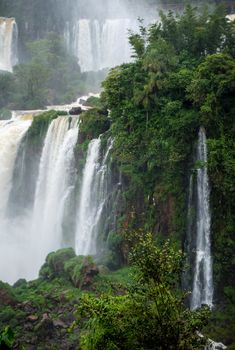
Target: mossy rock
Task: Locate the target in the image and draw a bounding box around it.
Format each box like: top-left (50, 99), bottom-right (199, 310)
top-left (39, 248), bottom-right (76, 280)
top-left (39, 249), bottom-right (99, 288)
top-left (64, 256), bottom-right (98, 288)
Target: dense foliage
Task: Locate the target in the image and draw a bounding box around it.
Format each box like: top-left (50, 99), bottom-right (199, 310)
top-left (99, 5), bottom-right (235, 346)
top-left (0, 2), bottom-right (234, 348)
top-left (76, 233), bottom-right (210, 350)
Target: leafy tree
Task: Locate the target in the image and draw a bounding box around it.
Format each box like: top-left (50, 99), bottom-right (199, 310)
top-left (76, 233), bottom-right (210, 350)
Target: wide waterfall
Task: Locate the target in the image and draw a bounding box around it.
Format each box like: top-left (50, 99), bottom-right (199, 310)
top-left (0, 17), bottom-right (18, 72)
top-left (65, 18), bottom-right (138, 71)
top-left (191, 127), bottom-right (213, 310)
top-left (0, 115), bottom-right (32, 283)
top-left (0, 115), bottom-right (79, 283)
top-left (0, 116), bottom-right (32, 217)
top-left (0, 110), bottom-right (117, 283)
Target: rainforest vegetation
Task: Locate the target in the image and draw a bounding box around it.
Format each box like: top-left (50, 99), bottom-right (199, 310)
top-left (0, 3), bottom-right (234, 350)
top-left (77, 5), bottom-right (235, 348)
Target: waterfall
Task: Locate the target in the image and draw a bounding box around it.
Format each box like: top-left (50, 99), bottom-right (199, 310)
top-left (0, 17), bottom-right (18, 72)
top-left (66, 18), bottom-right (137, 72)
top-left (0, 106), bottom-right (117, 283)
top-left (0, 115), bottom-right (79, 283)
top-left (191, 127), bottom-right (213, 310)
top-left (0, 116), bottom-right (32, 217)
top-left (100, 19), bottom-right (133, 70)
top-left (31, 116), bottom-right (79, 270)
top-left (75, 138), bottom-right (113, 255)
top-left (0, 115), bottom-right (32, 283)
top-left (76, 19), bottom-right (94, 72)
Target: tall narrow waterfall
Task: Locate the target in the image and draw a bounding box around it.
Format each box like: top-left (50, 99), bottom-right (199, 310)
top-left (191, 127), bottom-right (213, 310)
top-left (75, 138), bottom-right (113, 255)
top-left (66, 19), bottom-right (137, 72)
top-left (31, 116), bottom-right (79, 271)
top-left (0, 17), bottom-right (18, 72)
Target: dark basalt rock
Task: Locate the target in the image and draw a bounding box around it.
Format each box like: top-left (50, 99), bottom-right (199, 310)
top-left (69, 106), bottom-right (83, 115)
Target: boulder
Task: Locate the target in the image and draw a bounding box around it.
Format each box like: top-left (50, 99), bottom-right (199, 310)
top-left (39, 248), bottom-right (76, 279)
top-left (64, 256), bottom-right (99, 288)
top-left (69, 106), bottom-right (83, 115)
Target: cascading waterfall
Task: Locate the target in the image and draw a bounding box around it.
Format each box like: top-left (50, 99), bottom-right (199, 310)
top-left (0, 115), bottom-right (32, 283)
top-left (66, 18), bottom-right (137, 72)
top-left (0, 116), bottom-right (32, 217)
top-left (0, 17), bottom-right (18, 72)
top-left (75, 138), bottom-right (114, 255)
top-left (191, 127), bottom-right (213, 310)
top-left (31, 116), bottom-right (79, 268)
top-left (0, 109), bottom-right (117, 283)
top-left (0, 115), bottom-right (79, 283)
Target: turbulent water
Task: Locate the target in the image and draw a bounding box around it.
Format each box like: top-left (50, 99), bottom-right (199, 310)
top-left (191, 127), bottom-right (213, 310)
top-left (65, 18), bottom-right (138, 71)
top-left (0, 106), bottom-right (117, 283)
top-left (0, 114), bottom-right (79, 283)
top-left (0, 17), bottom-right (18, 72)
top-left (0, 115), bottom-right (32, 283)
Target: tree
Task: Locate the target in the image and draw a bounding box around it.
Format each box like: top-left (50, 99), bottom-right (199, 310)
top-left (76, 233), bottom-right (210, 350)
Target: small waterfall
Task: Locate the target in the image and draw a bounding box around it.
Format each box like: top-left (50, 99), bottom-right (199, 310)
top-left (75, 138), bottom-right (113, 255)
top-left (191, 127), bottom-right (213, 310)
top-left (66, 18), bottom-right (137, 72)
top-left (0, 17), bottom-right (18, 72)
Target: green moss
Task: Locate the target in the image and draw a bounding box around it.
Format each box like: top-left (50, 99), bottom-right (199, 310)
top-left (26, 110), bottom-right (61, 146)
top-left (39, 248), bottom-right (76, 280)
top-left (64, 256), bottom-right (96, 288)
top-left (79, 108), bottom-right (110, 140)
